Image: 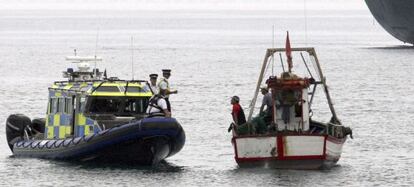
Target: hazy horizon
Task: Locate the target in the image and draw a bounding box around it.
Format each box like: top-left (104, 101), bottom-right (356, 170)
top-left (0, 0), bottom-right (366, 10)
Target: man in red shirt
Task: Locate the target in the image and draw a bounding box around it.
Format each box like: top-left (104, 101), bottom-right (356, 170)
top-left (231, 96), bottom-right (247, 126)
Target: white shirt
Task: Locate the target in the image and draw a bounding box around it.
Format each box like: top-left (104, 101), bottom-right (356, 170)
top-left (149, 84), bottom-right (158, 94)
top-left (146, 97), bottom-right (168, 114)
top-left (158, 78), bottom-right (170, 98)
top-left (158, 78), bottom-right (168, 89)
top-left (262, 92), bottom-right (273, 109)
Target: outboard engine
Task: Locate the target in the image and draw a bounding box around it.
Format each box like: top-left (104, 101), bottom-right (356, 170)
top-left (31, 118), bottom-right (45, 133)
top-left (6, 114), bottom-right (31, 151)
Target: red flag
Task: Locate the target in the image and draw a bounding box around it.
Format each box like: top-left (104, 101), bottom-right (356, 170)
top-left (285, 31), bottom-right (293, 72)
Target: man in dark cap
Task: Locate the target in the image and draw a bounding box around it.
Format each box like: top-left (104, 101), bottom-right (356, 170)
top-left (231, 96), bottom-right (246, 126)
top-left (158, 69), bottom-right (178, 112)
top-left (148, 73), bottom-right (158, 94)
top-left (146, 87), bottom-right (171, 117)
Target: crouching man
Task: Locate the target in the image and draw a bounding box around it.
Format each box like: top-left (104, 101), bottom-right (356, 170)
top-left (228, 96), bottom-right (248, 133)
top-left (146, 88), bottom-right (171, 117)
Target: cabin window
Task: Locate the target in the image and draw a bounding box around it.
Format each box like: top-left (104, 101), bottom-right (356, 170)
top-left (87, 97), bottom-right (122, 113)
top-left (64, 97), bottom-right (72, 114)
top-left (48, 98), bottom-right (53, 114)
top-left (51, 98), bottom-right (58, 114)
top-left (58, 98), bottom-right (65, 113)
top-left (124, 86), bottom-right (146, 93)
top-left (64, 98), bottom-right (68, 113)
top-left (123, 98), bottom-right (149, 114)
top-left (141, 85), bottom-right (150, 92)
top-left (85, 96), bottom-right (150, 115)
top-left (56, 98), bottom-right (60, 113)
top-left (96, 86), bottom-right (120, 92)
top-left (80, 97), bottom-right (86, 112)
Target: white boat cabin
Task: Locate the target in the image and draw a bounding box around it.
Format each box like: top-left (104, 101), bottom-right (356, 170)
top-left (268, 72), bottom-right (311, 131)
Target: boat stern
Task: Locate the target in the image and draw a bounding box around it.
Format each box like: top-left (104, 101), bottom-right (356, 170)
top-left (232, 134), bottom-right (345, 169)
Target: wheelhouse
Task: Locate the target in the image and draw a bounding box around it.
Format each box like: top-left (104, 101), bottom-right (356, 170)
top-left (45, 80), bottom-right (152, 139)
top-left (267, 73), bottom-right (311, 131)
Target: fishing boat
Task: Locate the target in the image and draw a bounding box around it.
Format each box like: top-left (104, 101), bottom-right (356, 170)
top-left (5, 55), bottom-right (185, 165)
top-left (230, 33), bottom-right (352, 169)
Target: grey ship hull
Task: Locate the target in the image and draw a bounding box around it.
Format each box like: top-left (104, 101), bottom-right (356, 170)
top-left (365, 0), bottom-right (414, 44)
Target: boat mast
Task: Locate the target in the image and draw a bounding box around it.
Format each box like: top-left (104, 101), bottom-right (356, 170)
top-left (247, 50), bottom-right (271, 121)
top-left (248, 47), bottom-right (340, 124)
top-left (308, 49), bottom-right (340, 124)
top-left (94, 28), bottom-right (99, 78)
top-left (131, 36), bottom-right (135, 80)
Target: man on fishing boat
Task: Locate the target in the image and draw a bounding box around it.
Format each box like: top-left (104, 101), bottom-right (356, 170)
top-left (260, 87), bottom-right (273, 116)
top-left (228, 96), bottom-right (247, 133)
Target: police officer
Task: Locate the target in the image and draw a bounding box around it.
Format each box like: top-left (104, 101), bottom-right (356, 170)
top-left (157, 69), bottom-right (177, 112)
top-left (148, 73), bottom-right (158, 94)
top-left (146, 87), bottom-right (171, 117)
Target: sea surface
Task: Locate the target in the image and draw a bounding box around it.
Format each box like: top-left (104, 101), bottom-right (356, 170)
top-left (0, 9), bottom-right (413, 186)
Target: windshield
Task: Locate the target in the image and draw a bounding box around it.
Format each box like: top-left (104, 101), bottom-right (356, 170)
top-left (85, 96), bottom-right (150, 116)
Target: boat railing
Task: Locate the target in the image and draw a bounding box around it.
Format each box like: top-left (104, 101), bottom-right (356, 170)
top-left (327, 122), bottom-right (345, 138)
top-left (53, 79), bottom-right (148, 85)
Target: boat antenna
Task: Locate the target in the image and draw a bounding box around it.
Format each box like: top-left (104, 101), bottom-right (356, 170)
top-left (271, 25), bottom-right (275, 75)
top-left (131, 36), bottom-right (135, 80)
top-left (94, 28), bottom-right (100, 78)
top-left (304, 0), bottom-right (308, 46)
top-left (279, 53), bottom-right (285, 72)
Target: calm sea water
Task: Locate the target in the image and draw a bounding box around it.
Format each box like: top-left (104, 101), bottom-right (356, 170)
top-left (0, 9), bottom-right (413, 186)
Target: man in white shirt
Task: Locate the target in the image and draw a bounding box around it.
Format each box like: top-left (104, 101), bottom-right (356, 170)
top-left (260, 87), bottom-right (273, 115)
top-left (146, 88), bottom-right (171, 117)
top-left (148, 73), bottom-right (158, 94)
top-left (158, 69), bottom-right (178, 112)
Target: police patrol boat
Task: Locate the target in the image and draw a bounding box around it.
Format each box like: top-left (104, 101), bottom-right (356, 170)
top-left (230, 33), bottom-right (352, 169)
top-left (5, 55), bottom-right (185, 165)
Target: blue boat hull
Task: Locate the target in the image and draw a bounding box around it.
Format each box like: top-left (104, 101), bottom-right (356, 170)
top-left (11, 118), bottom-right (185, 165)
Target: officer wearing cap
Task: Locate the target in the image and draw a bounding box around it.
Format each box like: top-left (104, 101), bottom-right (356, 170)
top-left (148, 73), bottom-right (158, 94)
top-left (157, 69), bottom-right (178, 112)
top-left (146, 86), bottom-right (171, 117)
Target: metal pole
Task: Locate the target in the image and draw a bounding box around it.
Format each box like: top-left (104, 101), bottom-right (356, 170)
top-left (247, 50), bottom-right (272, 121)
top-left (300, 52), bottom-right (314, 78)
top-left (304, 0), bottom-right (308, 46)
top-left (131, 36), bottom-right (134, 80)
top-left (279, 53), bottom-right (285, 72)
top-left (94, 28), bottom-right (99, 78)
top-left (272, 25), bottom-right (275, 75)
top-left (308, 49), bottom-right (340, 124)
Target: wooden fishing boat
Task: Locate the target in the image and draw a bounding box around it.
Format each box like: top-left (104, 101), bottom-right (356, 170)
top-left (231, 33), bottom-right (352, 169)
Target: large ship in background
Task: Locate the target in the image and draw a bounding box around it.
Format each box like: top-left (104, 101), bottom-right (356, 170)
top-left (365, 0), bottom-right (414, 44)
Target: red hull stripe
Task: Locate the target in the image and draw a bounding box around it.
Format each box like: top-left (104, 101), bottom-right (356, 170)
top-left (232, 135), bottom-right (346, 163)
top-left (236, 155), bottom-right (326, 162)
top-left (233, 134), bottom-right (325, 139)
top-left (277, 135), bottom-right (284, 158)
